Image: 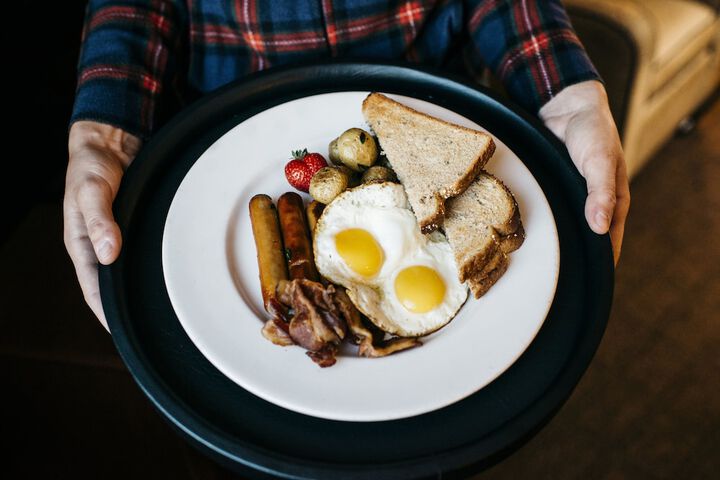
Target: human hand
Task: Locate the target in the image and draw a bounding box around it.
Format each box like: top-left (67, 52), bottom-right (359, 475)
top-left (64, 121), bottom-right (141, 329)
top-left (539, 80), bottom-right (630, 265)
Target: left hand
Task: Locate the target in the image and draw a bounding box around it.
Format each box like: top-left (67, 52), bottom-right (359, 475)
top-left (539, 80), bottom-right (630, 265)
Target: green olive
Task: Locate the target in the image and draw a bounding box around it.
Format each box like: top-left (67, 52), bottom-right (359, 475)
top-left (309, 166), bottom-right (350, 204)
top-left (361, 166), bottom-right (397, 184)
top-left (332, 128), bottom-right (378, 172)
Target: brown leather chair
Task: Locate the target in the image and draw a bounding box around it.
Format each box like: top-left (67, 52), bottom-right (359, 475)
top-left (565, 0), bottom-right (720, 178)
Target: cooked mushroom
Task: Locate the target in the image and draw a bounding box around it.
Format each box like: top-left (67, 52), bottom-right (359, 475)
top-left (329, 128), bottom-right (378, 172)
top-left (361, 165), bottom-right (397, 184)
top-left (309, 166), bottom-right (350, 204)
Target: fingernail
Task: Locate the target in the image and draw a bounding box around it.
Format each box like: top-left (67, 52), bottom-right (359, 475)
top-left (595, 211), bottom-right (610, 231)
top-left (97, 240), bottom-right (112, 261)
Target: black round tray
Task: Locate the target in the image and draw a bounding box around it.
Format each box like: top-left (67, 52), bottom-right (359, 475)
top-left (100, 61), bottom-right (613, 480)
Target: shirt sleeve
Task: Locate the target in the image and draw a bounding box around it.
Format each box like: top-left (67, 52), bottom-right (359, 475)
top-left (70, 0), bottom-right (186, 140)
top-left (465, 0), bottom-right (601, 114)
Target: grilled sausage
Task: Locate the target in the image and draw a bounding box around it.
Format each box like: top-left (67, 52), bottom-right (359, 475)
top-left (249, 194), bottom-right (288, 315)
top-left (277, 192), bottom-right (319, 281)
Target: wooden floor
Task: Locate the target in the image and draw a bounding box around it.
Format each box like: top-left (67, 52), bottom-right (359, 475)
top-left (1, 98), bottom-right (718, 479)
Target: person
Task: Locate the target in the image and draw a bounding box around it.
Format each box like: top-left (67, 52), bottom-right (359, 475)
top-left (66, 0), bottom-right (630, 329)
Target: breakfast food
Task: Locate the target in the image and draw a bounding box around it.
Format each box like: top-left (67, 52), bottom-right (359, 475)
top-left (284, 149), bottom-right (328, 192)
top-left (305, 200), bottom-right (325, 235)
top-left (313, 182), bottom-right (468, 337)
top-left (276, 278), bottom-right (348, 367)
top-left (248, 194), bottom-right (289, 320)
top-left (329, 128), bottom-right (379, 172)
top-left (250, 190), bottom-right (421, 367)
top-left (277, 192), bottom-right (319, 281)
top-left (443, 173), bottom-right (525, 298)
top-left (250, 94), bottom-right (525, 366)
top-left (337, 285), bottom-right (422, 357)
top-left (361, 165), bottom-right (397, 184)
top-left (362, 92), bottom-right (496, 233)
top-left (309, 166), bottom-right (350, 204)
top-left (363, 93), bottom-right (524, 298)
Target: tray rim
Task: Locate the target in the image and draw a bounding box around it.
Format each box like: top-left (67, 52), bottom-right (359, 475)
top-left (100, 60), bottom-right (614, 479)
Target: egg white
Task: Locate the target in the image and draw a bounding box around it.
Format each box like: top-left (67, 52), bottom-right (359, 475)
top-left (314, 183), bottom-right (468, 337)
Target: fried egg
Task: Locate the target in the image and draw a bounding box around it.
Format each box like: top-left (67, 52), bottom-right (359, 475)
top-left (314, 182), bottom-right (468, 337)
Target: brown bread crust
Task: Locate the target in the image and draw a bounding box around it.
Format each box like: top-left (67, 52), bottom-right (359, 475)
top-left (362, 92), bottom-right (495, 232)
top-left (444, 172), bottom-right (525, 295)
top-left (467, 254), bottom-right (509, 298)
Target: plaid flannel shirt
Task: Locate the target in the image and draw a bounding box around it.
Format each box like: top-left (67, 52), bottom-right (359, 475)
top-left (71, 0), bottom-right (600, 139)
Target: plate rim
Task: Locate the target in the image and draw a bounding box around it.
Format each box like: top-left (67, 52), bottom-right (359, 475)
top-left (101, 60), bottom-right (613, 479)
top-left (160, 90), bottom-right (562, 422)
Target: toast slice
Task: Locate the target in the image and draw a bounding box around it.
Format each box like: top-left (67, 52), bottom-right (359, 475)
top-left (443, 172), bottom-right (524, 297)
top-left (467, 254), bottom-right (510, 298)
top-left (362, 93), bottom-right (495, 233)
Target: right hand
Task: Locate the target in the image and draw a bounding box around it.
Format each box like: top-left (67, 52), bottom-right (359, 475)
top-left (64, 121), bottom-right (141, 330)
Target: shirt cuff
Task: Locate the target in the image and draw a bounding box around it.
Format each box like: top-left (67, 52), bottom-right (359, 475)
top-left (69, 68), bottom-right (158, 140)
top-left (499, 35), bottom-right (603, 114)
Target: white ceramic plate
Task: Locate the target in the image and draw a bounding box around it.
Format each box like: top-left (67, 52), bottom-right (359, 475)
top-left (162, 92), bottom-right (560, 422)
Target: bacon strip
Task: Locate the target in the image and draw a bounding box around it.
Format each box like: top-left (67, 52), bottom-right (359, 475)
top-left (277, 279), bottom-right (345, 367)
top-left (269, 279), bottom-right (421, 366)
top-left (261, 319), bottom-right (294, 346)
top-left (334, 288), bottom-right (422, 358)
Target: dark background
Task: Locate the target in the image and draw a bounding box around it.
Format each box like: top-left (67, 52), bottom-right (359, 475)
top-left (0, 1), bottom-right (87, 242)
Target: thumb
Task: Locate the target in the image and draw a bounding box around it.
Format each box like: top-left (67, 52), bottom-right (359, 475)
top-left (76, 175), bottom-right (122, 265)
top-left (582, 152), bottom-right (617, 235)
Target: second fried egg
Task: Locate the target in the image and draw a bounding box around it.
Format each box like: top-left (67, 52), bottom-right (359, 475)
top-left (313, 182), bottom-right (468, 337)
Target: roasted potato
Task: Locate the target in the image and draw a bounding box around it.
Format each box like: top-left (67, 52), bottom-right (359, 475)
top-left (361, 165), bottom-right (397, 184)
top-left (329, 128), bottom-right (378, 172)
top-left (309, 166), bottom-right (350, 204)
top-left (328, 138), bottom-right (341, 165)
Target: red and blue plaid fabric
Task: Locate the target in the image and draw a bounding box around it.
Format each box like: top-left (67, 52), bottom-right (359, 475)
top-left (71, 0), bottom-right (600, 139)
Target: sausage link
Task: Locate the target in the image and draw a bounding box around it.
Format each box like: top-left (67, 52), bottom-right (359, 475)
top-left (249, 194), bottom-right (288, 314)
top-left (277, 192), bottom-right (319, 281)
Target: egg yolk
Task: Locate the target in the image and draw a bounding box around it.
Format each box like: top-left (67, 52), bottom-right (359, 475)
top-left (335, 228), bottom-right (384, 277)
top-left (394, 266), bottom-right (446, 313)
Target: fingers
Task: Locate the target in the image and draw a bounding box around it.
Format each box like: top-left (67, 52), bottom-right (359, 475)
top-left (65, 122), bottom-right (141, 329)
top-left (581, 146), bottom-right (630, 265)
top-left (66, 174), bottom-right (122, 329)
top-left (582, 149), bottom-right (617, 236)
top-left (76, 175), bottom-right (122, 265)
top-left (609, 160), bottom-right (631, 265)
top-left (64, 205), bottom-right (109, 330)
top-left (64, 173), bottom-right (122, 330)
top-left (539, 82), bottom-right (630, 265)
top-left (609, 214), bottom-right (625, 265)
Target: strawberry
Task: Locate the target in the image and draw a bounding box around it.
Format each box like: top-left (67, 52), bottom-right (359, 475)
top-left (284, 149), bottom-right (328, 192)
top-left (284, 159), bottom-right (313, 192)
top-left (302, 152), bottom-right (328, 173)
